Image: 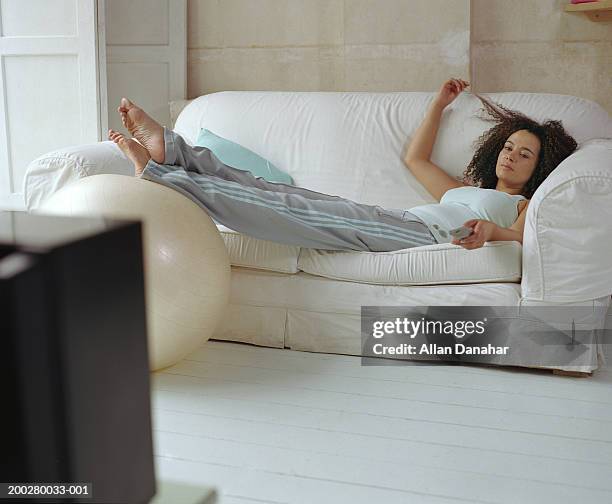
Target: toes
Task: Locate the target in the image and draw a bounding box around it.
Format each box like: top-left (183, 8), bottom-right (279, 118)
top-left (109, 130), bottom-right (126, 144)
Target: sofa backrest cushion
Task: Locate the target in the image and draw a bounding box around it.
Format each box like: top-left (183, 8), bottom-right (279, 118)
top-left (174, 91), bottom-right (612, 210)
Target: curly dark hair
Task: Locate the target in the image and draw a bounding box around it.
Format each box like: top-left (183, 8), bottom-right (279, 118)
top-left (462, 94), bottom-right (578, 198)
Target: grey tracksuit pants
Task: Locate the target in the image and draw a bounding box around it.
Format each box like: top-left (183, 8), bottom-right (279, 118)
top-left (139, 129), bottom-right (437, 252)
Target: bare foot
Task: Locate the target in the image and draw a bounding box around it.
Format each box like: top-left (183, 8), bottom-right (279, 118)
top-left (109, 129), bottom-right (151, 177)
top-left (117, 98), bottom-right (165, 163)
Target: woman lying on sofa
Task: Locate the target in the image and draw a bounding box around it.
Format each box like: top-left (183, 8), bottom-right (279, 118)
top-left (107, 78), bottom-right (577, 253)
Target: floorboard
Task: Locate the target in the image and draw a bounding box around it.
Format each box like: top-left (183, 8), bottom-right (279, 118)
top-left (152, 340), bottom-right (612, 504)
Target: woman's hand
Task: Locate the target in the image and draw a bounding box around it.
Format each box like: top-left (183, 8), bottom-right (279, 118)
top-left (452, 219), bottom-right (496, 250)
top-left (433, 78), bottom-right (470, 109)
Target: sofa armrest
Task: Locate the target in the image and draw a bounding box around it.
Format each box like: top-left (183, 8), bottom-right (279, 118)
top-left (521, 139), bottom-right (612, 303)
top-left (23, 141), bottom-right (133, 211)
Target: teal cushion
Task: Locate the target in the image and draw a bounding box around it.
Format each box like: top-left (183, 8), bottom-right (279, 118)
top-left (194, 128), bottom-right (294, 185)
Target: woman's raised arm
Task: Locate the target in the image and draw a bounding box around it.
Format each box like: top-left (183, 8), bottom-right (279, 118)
top-left (403, 78), bottom-right (470, 201)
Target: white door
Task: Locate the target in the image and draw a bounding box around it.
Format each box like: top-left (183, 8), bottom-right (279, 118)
top-left (0, 0), bottom-right (105, 210)
top-left (104, 0), bottom-right (187, 133)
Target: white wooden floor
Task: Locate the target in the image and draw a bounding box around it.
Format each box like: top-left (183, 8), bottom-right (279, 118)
top-left (151, 340), bottom-right (612, 504)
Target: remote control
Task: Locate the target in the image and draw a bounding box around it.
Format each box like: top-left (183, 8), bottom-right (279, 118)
top-left (449, 225), bottom-right (473, 240)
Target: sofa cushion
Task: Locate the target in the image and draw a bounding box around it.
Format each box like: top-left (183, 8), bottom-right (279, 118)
top-left (195, 128), bottom-right (294, 185)
top-left (218, 222), bottom-right (521, 283)
top-left (217, 224), bottom-right (300, 274)
top-left (23, 141), bottom-right (133, 211)
top-left (297, 241), bottom-right (522, 285)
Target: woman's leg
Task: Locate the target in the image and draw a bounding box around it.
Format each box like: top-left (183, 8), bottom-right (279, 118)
top-left (139, 158), bottom-right (436, 252)
top-left (113, 99), bottom-right (436, 251)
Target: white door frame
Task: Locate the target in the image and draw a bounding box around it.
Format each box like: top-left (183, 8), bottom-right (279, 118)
top-left (0, 0), bottom-right (106, 210)
top-left (97, 0), bottom-right (109, 137)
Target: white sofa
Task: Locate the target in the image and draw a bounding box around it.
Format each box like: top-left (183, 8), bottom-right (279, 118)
top-left (24, 91), bottom-right (612, 373)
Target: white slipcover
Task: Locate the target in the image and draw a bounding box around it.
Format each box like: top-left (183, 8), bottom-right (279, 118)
top-left (298, 241), bottom-right (521, 285)
top-left (22, 91), bottom-right (612, 372)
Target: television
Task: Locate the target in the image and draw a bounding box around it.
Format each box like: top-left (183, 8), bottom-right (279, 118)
top-left (0, 211), bottom-right (155, 504)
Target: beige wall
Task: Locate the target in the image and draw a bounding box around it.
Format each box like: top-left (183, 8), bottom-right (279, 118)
top-left (187, 0), bottom-right (611, 113)
top-left (187, 0), bottom-right (470, 94)
top-left (472, 0), bottom-right (612, 114)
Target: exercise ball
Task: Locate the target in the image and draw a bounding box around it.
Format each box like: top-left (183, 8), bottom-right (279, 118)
top-left (37, 174), bottom-right (231, 371)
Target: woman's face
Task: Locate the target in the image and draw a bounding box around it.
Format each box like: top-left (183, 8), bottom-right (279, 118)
top-left (496, 130), bottom-right (541, 190)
